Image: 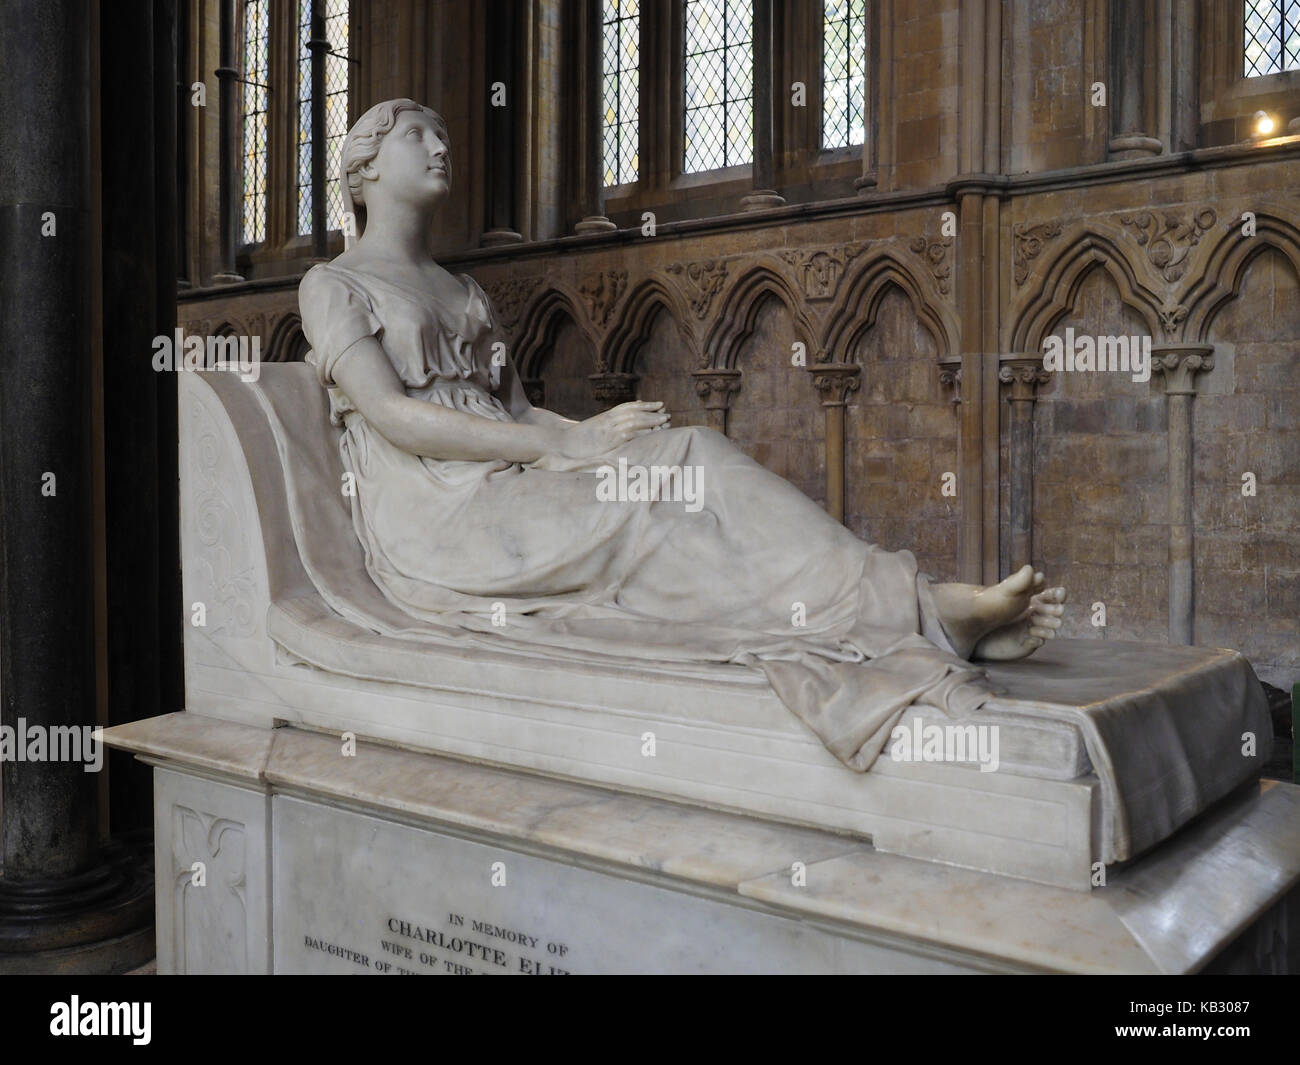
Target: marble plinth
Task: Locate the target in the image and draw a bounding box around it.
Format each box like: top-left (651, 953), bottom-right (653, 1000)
top-left (104, 714), bottom-right (1300, 975)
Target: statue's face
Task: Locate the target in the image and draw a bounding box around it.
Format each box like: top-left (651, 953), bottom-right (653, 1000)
top-left (369, 110), bottom-right (451, 209)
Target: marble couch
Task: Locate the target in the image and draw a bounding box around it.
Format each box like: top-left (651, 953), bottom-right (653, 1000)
top-left (180, 366), bottom-right (1272, 892)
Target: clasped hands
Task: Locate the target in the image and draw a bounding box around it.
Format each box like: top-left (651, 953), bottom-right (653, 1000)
top-left (552, 401), bottom-right (671, 461)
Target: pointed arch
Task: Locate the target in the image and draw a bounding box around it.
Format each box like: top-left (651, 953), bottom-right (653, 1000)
top-left (1009, 225), bottom-right (1164, 352)
top-left (511, 284), bottom-right (599, 379)
top-left (602, 276), bottom-right (698, 374)
top-left (1182, 210), bottom-right (1300, 341)
top-left (267, 312), bottom-right (308, 362)
top-left (702, 259), bottom-right (820, 370)
top-left (823, 249), bottom-right (958, 359)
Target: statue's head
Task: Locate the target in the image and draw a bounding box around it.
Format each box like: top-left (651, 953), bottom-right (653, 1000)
top-left (339, 99), bottom-right (451, 247)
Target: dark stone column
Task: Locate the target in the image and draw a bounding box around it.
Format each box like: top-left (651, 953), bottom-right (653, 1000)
top-left (212, 0), bottom-right (243, 281)
top-left (574, 0), bottom-right (615, 234)
top-left (1169, 0), bottom-right (1199, 152)
top-left (741, 0), bottom-right (784, 210)
top-left (308, 0), bottom-right (329, 260)
top-left (155, 0), bottom-right (183, 733)
top-left (98, 0), bottom-right (180, 839)
top-left (0, 0), bottom-right (153, 971)
top-left (483, 0), bottom-right (524, 246)
top-left (1108, 0), bottom-right (1162, 158)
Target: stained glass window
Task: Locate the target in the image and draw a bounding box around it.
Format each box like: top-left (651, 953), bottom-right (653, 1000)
top-left (240, 0), bottom-right (270, 245)
top-left (602, 0), bottom-right (640, 185)
top-left (822, 0), bottom-right (866, 148)
top-left (683, 0), bottom-right (754, 173)
top-left (297, 0), bottom-right (351, 234)
top-left (1244, 0), bottom-right (1300, 76)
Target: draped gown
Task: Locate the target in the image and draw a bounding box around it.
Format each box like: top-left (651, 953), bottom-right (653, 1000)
top-left (298, 262), bottom-right (994, 770)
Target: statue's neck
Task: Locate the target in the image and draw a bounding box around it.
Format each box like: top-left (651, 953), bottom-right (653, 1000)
top-left (357, 199), bottom-right (434, 263)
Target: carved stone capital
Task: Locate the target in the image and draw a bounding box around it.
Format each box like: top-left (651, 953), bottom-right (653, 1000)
top-left (809, 363), bottom-right (861, 407)
top-left (997, 356), bottom-right (1050, 403)
top-left (691, 368), bottom-right (742, 411)
top-left (588, 372), bottom-right (639, 405)
top-left (1152, 345), bottom-right (1214, 395)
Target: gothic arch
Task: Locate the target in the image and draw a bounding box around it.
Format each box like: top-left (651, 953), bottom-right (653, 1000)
top-left (1182, 210), bottom-right (1300, 341)
top-left (601, 276), bottom-right (698, 375)
top-left (1009, 225), bottom-right (1164, 352)
top-left (511, 285), bottom-right (599, 379)
top-left (702, 259), bottom-right (819, 370)
top-left (267, 312), bottom-right (308, 362)
top-left (822, 249), bottom-right (957, 359)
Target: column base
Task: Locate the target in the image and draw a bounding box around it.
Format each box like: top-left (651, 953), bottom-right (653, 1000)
top-left (210, 271), bottom-right (245, 285)
top-left (574, 215), bottom-right (616, 234)
top-left (740, 190), bottom-right (785, 211)
top-left (853, 173), bottom-right (878, 193)
top-left (1107, 134), bottom-right (1164, 159)
top-left (481, 228), bottom-right (524, 247)
top-left (0, 924), bottom-right (155, 975)
top-left (0, 833), bottom-right (154, 972)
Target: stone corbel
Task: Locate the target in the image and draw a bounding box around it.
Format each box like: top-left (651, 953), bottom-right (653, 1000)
top-left (997, 355), bottom-right (1052, 572)
top-left (809, 363), bottom-right (862, 524)
top-left (1153, 344), bottom-right (1214, 645)
top-left (691, 368), bottom-right (742, 435)
top-left (938, 358), bottom-right (963, 406)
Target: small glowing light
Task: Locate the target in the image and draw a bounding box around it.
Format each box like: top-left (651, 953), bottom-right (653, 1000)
top-left (1254, 110), bottom-right (1275, 136)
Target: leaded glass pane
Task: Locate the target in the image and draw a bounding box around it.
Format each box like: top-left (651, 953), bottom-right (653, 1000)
top-left (683, 0), bottom-right (753, 172)
top-left (240, 0), bottom-right (269, 245)
top-left (297, 0), bottom-right (351, 234)
top-left (1245, 0), bottom-right (1300, 76)
top-left (822, 0), bottom-right (866, 148)
top-left (601, 0), bottom-right (640, 185)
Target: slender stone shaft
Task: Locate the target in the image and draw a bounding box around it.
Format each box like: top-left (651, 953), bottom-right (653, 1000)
top-left (213, 0), bottom-right (243, 281)
top-left (998, 359), bottom-right (1049, 573)
top-left (1154, 346), bottom-right (1213, 645)
top-left (575, 0), bottom-right (615, 234)
top-left (483, 0), bottom-right (524, 245)
top-left (741, 0), bottom-right (784, 210)
top-left (309, 0), bottom-right (329, 259)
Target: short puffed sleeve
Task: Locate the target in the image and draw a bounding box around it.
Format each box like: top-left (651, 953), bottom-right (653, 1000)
top-left (297, 265), bottom-right (385, 388)
top-left (463, 273), bottom-right (497, 332)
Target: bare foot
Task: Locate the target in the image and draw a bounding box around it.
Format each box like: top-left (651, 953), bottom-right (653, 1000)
top-left (971, 586), bottom-right (1068, 661)
top-left (928, 565), bottom-right (1048, 659)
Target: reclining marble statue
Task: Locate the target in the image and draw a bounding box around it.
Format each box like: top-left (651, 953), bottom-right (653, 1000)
top-left (170, 99), bottom-right (1273, 892)
top-left (299, 98), bottom-right (1071, 773)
